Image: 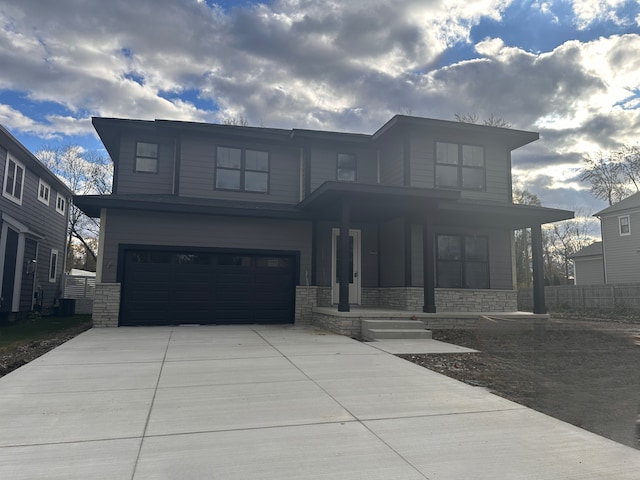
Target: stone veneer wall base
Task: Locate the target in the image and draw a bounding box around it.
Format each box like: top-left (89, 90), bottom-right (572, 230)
top-left (92, 283), bottom-right (121, 327)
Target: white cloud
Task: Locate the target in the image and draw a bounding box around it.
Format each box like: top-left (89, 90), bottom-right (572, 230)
top-left (570, 0), bottom-right (627, 28)
top-left (0, 0), bottom-right (639, 213)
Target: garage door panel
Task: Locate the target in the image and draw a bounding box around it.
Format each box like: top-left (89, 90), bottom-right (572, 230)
top-left (121, 250), bottom-right (295, 326)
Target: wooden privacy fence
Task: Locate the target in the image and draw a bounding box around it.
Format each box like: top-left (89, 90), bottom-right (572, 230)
top-left (518, 283), bottom-right (640, 311)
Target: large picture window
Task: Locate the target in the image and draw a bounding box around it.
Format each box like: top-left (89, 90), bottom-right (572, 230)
top-left (437, 235), bottom-right (489, 289)
top-left (435, 142), bottom-right (485, 190)
top-left (3, 155), bottom-right (25, 205)
top-left (215, 146), bottom-right (269, 193)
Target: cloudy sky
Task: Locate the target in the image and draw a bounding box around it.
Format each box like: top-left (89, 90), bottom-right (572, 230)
top-left (1, 0), bottom-right (639, 222)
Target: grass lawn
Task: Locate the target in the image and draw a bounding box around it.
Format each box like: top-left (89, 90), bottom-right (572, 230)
top-left (0, 314), bottom-right (92, 353)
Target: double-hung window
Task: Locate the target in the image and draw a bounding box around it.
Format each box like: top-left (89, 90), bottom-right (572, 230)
top-left (135, 142), bottom-right (159, 173)
top-left (56, 194), bottom-right (66, 215)
top-left (435, 142), bottom-right (485, 190)
top-left (337, 153), bottom-right (356, 182)
top-left (3, 155), bottom-right (25, 205)
top-left (619, 215), bottom-right (630, 236)
top-left (437, 235), bottom-right (489, 289)
top-left (38, 179), bottom-right (51, 205)
top-left (215, 147), bottom-right (269, 193)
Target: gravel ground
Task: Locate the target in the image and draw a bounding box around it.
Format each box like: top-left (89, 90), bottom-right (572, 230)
top-left (0, 322), bottom-right (92, 378)
top-left (400, 313), bottom-right (640, 449)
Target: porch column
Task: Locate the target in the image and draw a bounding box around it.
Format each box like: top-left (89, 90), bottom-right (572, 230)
top-left (338, 201), bottom-right (350, 312)
top-left (422, 217), bottom-right (436, 313)
top-left (530, 223), bottom-right (547, 314)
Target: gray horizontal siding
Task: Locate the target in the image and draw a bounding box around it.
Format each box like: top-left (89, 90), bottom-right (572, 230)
top-left (179, 134), bottom-right (300, 203)
top-left (0, 145), bottom-right (69, 311)
top-left (408, 127), bottom-right (511, 203)
top-left (378, 133), bottom-right (404, 186)
top-left (602, 213), bottom-right (640, 283)
top-left (574, 257), bottom-right (605, 285)
top-left (115, 133), bottom-right (175, 194)
top-left (101, 209), bottom-right (312, 284)
top-left (309, 145), bottom-right (377, 191)
top-left (379, 217), bottom-right (405, 287)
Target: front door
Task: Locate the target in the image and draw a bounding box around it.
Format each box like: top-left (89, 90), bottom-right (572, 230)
top-left (331, 228), bottom-right (361, 305)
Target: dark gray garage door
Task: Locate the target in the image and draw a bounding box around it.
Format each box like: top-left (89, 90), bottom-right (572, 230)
top-left (120, 249), bottom-right (296, 326)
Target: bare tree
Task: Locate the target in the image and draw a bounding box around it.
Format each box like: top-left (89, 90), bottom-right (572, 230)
top-left (454, 112), bottom-right (479, 124)
top-left (221, 114), bottom-right (249, 126)
top-left (545, 212), bottom-right (597, 283)
top-left (454, 112), bottom-right (512, 128)
top-left (512, 189), bottom-right (541, 288)
top-left (37, 145), bottom-right (112, 269)
top-left (580, 149), bottom-right (640, 206)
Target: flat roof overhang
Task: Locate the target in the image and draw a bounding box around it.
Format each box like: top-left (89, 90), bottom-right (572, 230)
top-left (435, 200), bottom-right (574, 229)
top-left (75, 184), bottom-right (574, 229)
top-left (297, 182), bottom-right (462, 222)
top-left (297, 182), bottom-right (573, 228)
top-left (73, 194), bottom-right (308, 220)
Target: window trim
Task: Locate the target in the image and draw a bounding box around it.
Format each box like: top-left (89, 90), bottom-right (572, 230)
top-left (435, 141), bottom-right (485, 191)
top-left (436, 234), bottom-right (490, 289)
top-left (3, 154), bottom-right (25, 205)
top-left (38, 179), bottom-right (51, 205)
top-left (619, 215), bottom-right (631, 236)
top-left (135, 141), bottom-right (159, 174)
top-left (49, 249), bottom-right (58, 283)
top-left (214, 146), bottom-right (270, 193)
top-left (56, 193), bottom-right (66, 215)
top-left (336, 152), bottom-right (357, 182)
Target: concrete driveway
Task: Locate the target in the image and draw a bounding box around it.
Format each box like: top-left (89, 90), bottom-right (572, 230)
top-left (1, 324), bottom-right (639, 479)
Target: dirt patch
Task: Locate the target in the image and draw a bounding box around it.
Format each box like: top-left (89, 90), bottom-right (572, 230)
top-left (399, 313), bottom-right (640, 450)
top-left (0, 322), bottom-right (92, 378)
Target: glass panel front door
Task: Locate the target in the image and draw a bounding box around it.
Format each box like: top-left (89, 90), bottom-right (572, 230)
top-left (332, 229), bottom-right (361, 305)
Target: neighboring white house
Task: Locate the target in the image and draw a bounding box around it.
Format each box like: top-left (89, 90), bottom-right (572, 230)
top-left (579, 192), bottom-right (640, 285)
top-left (569, 241), bottom-right (604, 285)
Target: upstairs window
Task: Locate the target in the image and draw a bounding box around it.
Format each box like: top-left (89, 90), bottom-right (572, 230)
top-left (135, 142), bottom-right (159, 173)
top-left (38, 179), bottom-right (51, 205)
top-left (619, 215), bottom-right (630, 236)
top-left (337, 153), bottom-right (356, 182)
top-left (435, 142), bottom-right (485, 190)
top-left (3, 155), bottom-right (25, 205)
top-left (56, 194), bottom-right (66, 215)
top-left (215, 147), bottom-right (269, 193)
top-left (437, 234), bottom-right (489, 289)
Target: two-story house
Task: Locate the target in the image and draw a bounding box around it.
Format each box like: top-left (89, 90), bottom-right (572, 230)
top-left (572, 192), bottom-right (640, 285)
top-left (75, 115), bottom-right (573, 330)
top-left (0, 125), bottom-right (73, 319)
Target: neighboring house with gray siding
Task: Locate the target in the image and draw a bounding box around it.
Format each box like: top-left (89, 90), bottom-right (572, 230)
top-left (593, 193), bottom-right (640, 284)
top-left (75, 115), bottom-right (573, 327)
top-left (0, 125), bottom-right (72, 318)
top-left (569, 241), bottom-right (604, 285)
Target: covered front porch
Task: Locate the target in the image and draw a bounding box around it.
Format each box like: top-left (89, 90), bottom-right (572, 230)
top-left (297, 182), bottom-right (574, 324)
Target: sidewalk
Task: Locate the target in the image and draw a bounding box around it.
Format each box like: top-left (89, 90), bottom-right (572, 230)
top-left (0, 324), bottom-right (638, 479)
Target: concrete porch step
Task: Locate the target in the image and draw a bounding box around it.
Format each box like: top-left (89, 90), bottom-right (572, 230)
top-left (365, 328), bottom-right (432, 340)
top-left (361, 319), bottom-right (432, 341)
